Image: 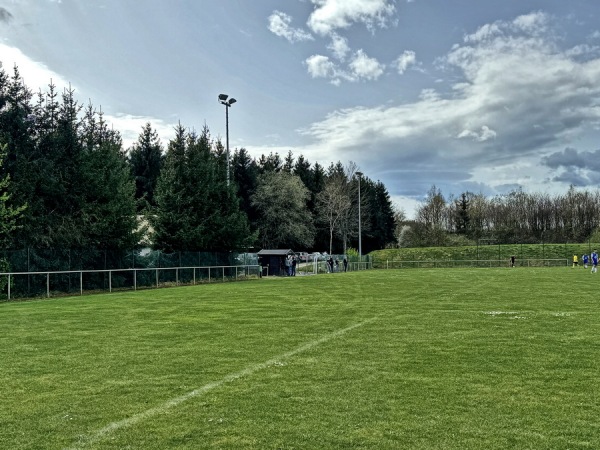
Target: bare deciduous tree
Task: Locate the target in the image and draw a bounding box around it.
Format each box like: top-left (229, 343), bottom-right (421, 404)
top-left (317, 173), bottom-right (352, 254)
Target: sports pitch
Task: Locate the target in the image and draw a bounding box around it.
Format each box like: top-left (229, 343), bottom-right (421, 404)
top-left (1, 268), bottom-right (599, 449)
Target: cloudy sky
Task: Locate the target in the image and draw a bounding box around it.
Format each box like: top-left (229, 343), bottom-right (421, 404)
top-left (1, 0), bottom-right (600, 217)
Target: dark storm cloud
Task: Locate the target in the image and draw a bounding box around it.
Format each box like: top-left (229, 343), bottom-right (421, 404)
top-left (542, 147), bottom-right (600, 187)
top-left (0, 7), bottom-right (13, 23)
top-left (542, 148), bottom-right (600, 171)
top-left (551, 171), bottom-right (584, 185)
top-left (550, 169), bottom-right (600, 186)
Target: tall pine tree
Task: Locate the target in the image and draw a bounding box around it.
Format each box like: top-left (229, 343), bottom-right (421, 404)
top-left (152, 125), bottom-right (251, 252)
top-left (127, 122), bottom-right (164, 212)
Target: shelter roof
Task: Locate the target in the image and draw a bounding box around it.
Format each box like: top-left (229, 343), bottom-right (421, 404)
top-left (257, 249), bottom-right (294, 256)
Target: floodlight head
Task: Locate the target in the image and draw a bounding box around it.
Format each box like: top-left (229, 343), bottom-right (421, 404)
top-left (218, 93), bottom-right (228, 101)
top-left (229, 98), bottom-right (237, 105)
top-left (356, 171), bottom-right (363, 177)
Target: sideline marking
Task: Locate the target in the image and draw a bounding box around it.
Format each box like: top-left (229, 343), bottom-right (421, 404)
top-left (67, 317), bottom-right (377, 449)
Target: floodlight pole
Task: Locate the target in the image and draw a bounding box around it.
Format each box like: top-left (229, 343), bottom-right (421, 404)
top-left (356, 171), bottom-right (363, 259)
top-left (225, 104), bottom-right (230, 186)
top-left (218, 94), bottom-right (237, 186)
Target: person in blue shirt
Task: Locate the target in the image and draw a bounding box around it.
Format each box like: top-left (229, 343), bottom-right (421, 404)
top-left (582, 254), bottom-right (589, 269)
top-left (592, 251), bottom-right (598, 273)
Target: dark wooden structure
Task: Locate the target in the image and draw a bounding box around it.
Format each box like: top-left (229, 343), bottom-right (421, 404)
top-left (257, 249), bottom-right (294, 276)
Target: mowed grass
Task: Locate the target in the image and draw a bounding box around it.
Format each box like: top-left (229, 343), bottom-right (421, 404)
top-left (1, 268), bottom-right (599, 449)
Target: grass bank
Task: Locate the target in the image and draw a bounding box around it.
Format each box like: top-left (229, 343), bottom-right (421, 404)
top-left (371, 242), bottom-right (600, 268)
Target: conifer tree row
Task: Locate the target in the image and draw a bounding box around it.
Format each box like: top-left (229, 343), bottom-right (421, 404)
top-left (0, 63), bottom-right (398, 258)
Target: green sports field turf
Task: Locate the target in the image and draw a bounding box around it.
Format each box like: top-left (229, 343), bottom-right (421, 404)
top-left (1, 268), bottom-right (599, 449)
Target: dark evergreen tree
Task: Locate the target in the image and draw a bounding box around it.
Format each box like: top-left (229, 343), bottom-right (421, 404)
top-left (454, 192), bottom-right (470, 235)
top-left (362, 180), bottom-right (396, 252)
top-left (152, 125), bottom-right (251, 252)
top-left (0, 142), bottom-right (26, 246)
top-left (232, 147), bottom-right (259, 230)
top-left (80, 105), bottom-right (139, 251)
top-left (127, 122), bottom-right (164, 212)
top-left (258, 152), bottom-right (282, 173)
top-left (152, 124), bottom-right (189, 252)
top-left (326, 161), bottom-right (345, 178)
top-left (283, 150), bottom-right (294, 173)
top-left (8, 83), bottom-right (85, 249)
top-left (0, 67), bottom-right (139, 263)
top-left (312, 162), bottom-right (326, 198)
top-left (0, 66), bottom-right (35, 228)
top-left (293, 154), bottom-right (312, 190)
top-left (184, 128), bottom-right (250, 251)
top-left (212, 137), bottom-right (227, 184)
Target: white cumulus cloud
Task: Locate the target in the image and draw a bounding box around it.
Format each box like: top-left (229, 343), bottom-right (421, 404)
top-left (268, 10), bottom-right (313, 43)
top-left (328, 33), bottom-right (351, 61)
top-left (298, 11), bottom-right (600, 196)
top-left (305, 54), bottom-right (336, 79)
top-left (457, 125), bottom-right (497, 142)
top-left (394, 50), bottom-right (416, 74)
top-left (307, 0), bottom-right (396, 36)
top-left (0, 43), bottom-right (72, 92)
top-left (348, 49), bottom-right (385, 80)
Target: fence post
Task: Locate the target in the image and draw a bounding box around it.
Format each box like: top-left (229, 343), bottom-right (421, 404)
top-left (109, 270), bottom-right (112, 293)
top-left (134, 269), bottom-right (137, 291)
top-left (8, 274), bottom-right (11, 300)
top-left (80, 272), bottom-right (83, 295)
top-left (47, 273), bottom-right (50, 298)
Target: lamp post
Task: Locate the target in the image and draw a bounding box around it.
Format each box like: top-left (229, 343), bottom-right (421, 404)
top-left (218, 94), bottom-right (237, 186)
top-left (356, 171), bottom-right (363, 260)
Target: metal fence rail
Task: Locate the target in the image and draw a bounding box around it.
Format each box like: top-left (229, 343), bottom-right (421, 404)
top-left (1, 265), bottom-right (261, 301)
top-left (383, 259), bottom-right (569, 269)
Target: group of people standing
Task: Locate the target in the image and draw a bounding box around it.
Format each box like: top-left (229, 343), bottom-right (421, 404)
top-left (283, 255), bottom-right (297, 276)
top-left (278, 253), bottom-right (350, 276)
top-left (573, 251), bottom-right (599, 272)
top-left (326, 256), bottom-right (348, 273)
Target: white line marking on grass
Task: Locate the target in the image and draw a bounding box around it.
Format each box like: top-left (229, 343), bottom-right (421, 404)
top-left (66, 317), bottom-right (377, 450)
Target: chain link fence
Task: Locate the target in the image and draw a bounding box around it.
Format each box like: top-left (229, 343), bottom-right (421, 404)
top-left (0, 248), bottom-right (260, 300)
top-left (0, 247), bottom-right (260, 272)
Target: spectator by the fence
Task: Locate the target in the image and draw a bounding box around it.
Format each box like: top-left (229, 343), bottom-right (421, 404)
top-left (343, 257), bottom-right (348, 272)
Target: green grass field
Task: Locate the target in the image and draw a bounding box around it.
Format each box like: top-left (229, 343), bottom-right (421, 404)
top-left (1, 268), bottom-right (599, 449)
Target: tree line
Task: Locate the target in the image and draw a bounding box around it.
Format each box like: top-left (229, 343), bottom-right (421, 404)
top-left (400, 185), bottom-right (600, 247)
top-left (0, 64), bottom-right (396, 265)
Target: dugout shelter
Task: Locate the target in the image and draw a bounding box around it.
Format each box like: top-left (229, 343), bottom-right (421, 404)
top-left (257, 249), bottom-right (295, 276)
